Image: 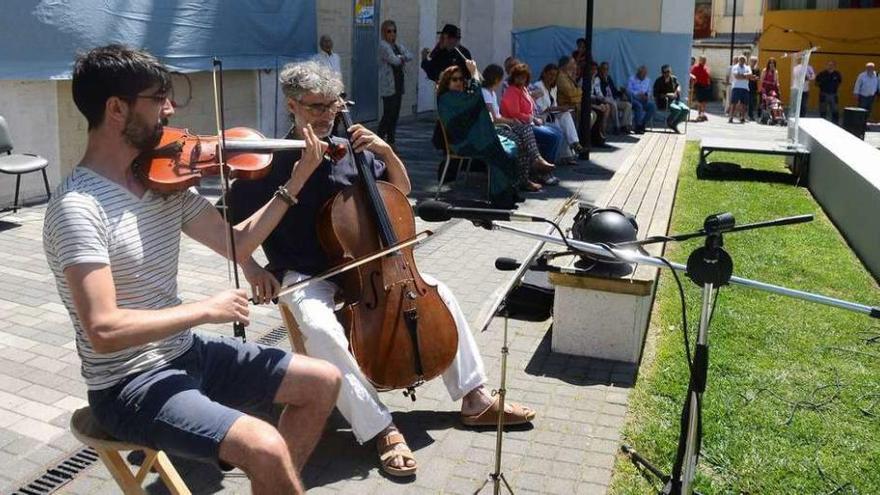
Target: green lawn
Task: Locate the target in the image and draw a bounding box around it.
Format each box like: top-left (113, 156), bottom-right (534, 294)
top-left (610, 144), bottom-right (880, 494)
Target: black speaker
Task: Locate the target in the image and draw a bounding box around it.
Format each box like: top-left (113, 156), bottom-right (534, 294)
top-left (843, 106), bottom-right (868, 140)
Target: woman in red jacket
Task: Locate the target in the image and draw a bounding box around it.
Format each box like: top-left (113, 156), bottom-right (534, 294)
top-left (500, 63), bottom-right (565, 170)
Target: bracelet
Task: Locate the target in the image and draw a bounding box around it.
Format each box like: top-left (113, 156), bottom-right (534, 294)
top-left (274, 185), bottom-right (298, 206)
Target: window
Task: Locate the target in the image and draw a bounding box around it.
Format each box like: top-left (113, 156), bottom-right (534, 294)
top-left (725, 0), bottom-right (745, 15)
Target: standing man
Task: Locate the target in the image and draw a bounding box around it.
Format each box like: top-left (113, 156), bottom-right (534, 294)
top-left (43, 44), bottom-right (341, 495)
top-left (313, 35), bottom-right (342, 76)
top-left (816, 60), bottom-right (843, 123)
top-left (690, 56), bottom-right (711, 122)
top-left (854, 62), bottom-right (879, 117)
top-left (227, 61), bottom-right (535, 479)
top-left (627, 65), bottom-right (656, 134)
top-left (792, 59), bottom-right (816, 118)
top-left (728, 55), bottom-right (751, 124)
top-left (420, 24), bottom-right (472, 82)
top-left (377, 19), bottom-right (413, 148)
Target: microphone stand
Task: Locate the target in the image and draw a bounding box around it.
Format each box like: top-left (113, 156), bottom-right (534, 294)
top-left (473, 239), bottom-right (546, 495)
top-left (465, 214), bottom-right (878, 495)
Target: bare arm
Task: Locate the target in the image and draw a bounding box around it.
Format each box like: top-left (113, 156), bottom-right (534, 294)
top-left (64, 263), bottom-right (247, 354)
top-left (182, 125), bottom-right (327, 263)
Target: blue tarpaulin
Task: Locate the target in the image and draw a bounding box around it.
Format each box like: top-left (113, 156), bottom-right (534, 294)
top-left (0, 1), bottom-right (317, 80)
top-left (512, 26), bottom-right (693, 98)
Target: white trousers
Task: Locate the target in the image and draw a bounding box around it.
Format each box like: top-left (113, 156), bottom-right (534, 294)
top-left (279, 270), bottom-right (487, 444)
top-left (553, 111), bottom-right (580, 147)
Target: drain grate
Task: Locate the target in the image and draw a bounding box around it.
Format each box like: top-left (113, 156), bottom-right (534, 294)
top-left (12, 447), bottom-right (99, 495)
top-left (257, 326), bottom-right (289, 346)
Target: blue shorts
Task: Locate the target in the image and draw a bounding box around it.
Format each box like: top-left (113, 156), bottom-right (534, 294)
top-left (88, 333), bottom-right (292, 465)
top-left (731, 88), bottom-right (750, 106)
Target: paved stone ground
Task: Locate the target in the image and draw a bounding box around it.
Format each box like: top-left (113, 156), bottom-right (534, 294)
top-left (0, 115), bottom-right (643, 495)
top-left (3, 104), bottom-right (878, 494)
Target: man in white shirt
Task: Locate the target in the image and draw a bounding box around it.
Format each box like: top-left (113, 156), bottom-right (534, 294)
top-left (854, 62), bottom-right (879, 116)
top-left (729, 55), bottom-right (751, 124)
top-left (313, 35), bottom-right (342, 76)
top-left (792, 61), bottom-right (815, 118)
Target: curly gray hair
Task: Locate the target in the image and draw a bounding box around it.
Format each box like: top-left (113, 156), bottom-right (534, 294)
top-left (279, 61), bottom-right (344, 101)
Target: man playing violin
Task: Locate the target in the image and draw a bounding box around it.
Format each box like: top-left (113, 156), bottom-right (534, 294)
top-left (42, 45), bottom-right (341, 495)
top-left (228, 61), bottom-right (536, 478)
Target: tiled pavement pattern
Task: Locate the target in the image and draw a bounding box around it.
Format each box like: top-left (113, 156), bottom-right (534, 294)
top-left (0, 115), bottom-right (684, 494)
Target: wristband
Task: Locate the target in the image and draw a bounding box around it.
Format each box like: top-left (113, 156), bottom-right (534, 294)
top-left (274, 185), bottom-right (298, 206)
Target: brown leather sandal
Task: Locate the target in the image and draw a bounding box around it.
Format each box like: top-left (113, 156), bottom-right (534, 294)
top-left (377, 431), bottom-right (417, 477)
top-left (461, 397), bottom-right (536, 427)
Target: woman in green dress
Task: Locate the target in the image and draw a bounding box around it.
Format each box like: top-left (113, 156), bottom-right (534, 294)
top-left (436, 60), bottom-right (520, 207)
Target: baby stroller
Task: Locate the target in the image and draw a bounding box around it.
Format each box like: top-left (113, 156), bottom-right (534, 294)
top-left (760, 90), bottom-right (787, 126)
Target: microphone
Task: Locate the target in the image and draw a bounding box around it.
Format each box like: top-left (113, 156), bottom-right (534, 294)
top-left (417, 200), bottom-right (544, 223)
top-left (494, 256), bottom-right (592, 276)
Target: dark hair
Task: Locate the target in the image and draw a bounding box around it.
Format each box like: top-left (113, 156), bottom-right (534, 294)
top-left (72, 44), bottom-right (171, 130)
top-left (507, 63), bottom-right (531, 86)
top-left (540, 63), bottom-right (558, 78)
top-left (482, 64), bottom-right (505, 87)
top-left (576, 38), bottom-right (586, 45)
top-left (558, 56), bottom-right (572, 68)
top-left (437, 66), bottom-right (465, 96)
top-left (661, 64), bottom-right (671, 72)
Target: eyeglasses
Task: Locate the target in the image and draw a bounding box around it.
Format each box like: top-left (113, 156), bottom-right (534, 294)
top-left (129, 92), bottom-right (175, 108)
top-left (297, 99), bottom-right (342, 115)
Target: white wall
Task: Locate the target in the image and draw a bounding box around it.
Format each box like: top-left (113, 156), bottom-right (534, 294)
top-left (798, 118), bottom-right (880, 280)
top-left (0, 81), bottom-right (60, 207)
top-left (462, 0), bottom-right (514, 72)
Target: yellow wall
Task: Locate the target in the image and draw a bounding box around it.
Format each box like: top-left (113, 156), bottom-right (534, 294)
top-left (711, 0), bottom-right (764, 37)
top-left (761, 8), bottom-right (880, 120)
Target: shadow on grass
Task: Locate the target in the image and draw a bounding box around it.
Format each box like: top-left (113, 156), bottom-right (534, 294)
top-left (697, 161), bottom-right (801, 186)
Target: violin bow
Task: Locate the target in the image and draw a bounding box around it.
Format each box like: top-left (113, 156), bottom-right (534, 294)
top-left (274, 231), bottom-right (433, 299)
top-left (211, 57), bottom-right (247, 341)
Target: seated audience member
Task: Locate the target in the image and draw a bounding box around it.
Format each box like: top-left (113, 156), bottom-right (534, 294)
top-left (556, 56), bottom-right (585, 141)
top-left (500, 63), bottom-right (565, 165)
top-left (532, 63), bottom-right (586, 159)
top-left (598, 61), bottom-right (633, 134)
top-left (436, 61), bottom-right (521, 207)
top-left (652, 64), bottom-right (689, 133)
top-left (481, 63), bottom-right (558, 190)
top-left (627, 65), bottom-right (656, 134)
top-left (587, 62), bottom-right (611, 145)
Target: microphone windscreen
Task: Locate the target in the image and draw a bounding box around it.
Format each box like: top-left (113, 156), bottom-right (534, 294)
top-left (417, 200), bottom-right (453, 222)
top-left (494, 257), bottom-right (521, 271)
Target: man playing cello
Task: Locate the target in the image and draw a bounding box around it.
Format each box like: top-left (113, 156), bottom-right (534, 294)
top-left (228, 61), bottom-right (536, 477)
top-left (42, 44), bottom-right (341, 494)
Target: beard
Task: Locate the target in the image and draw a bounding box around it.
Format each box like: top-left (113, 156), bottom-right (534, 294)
top-left (123, 113), bottom-right (164, 152)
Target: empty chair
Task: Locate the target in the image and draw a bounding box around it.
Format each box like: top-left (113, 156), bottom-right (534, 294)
top-left (0, 116), bottom-right (50, 213)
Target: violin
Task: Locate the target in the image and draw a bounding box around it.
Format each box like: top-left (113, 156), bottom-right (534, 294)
top-left (316, 101), bottom-right (459, 396)
top-left (133, 126), bottom-right (346, 193)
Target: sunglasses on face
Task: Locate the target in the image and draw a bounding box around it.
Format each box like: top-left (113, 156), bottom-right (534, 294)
top-left (385, 29), bottom-right (396, 33)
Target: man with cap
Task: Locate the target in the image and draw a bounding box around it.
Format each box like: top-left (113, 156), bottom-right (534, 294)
top-left (854, 62), bottom-right (879, 116)
top-left (420, 24), bottom-right (472, 82)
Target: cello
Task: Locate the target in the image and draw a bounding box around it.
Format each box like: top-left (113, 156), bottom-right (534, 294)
top-left (316, 100), bottom-right (459, 396)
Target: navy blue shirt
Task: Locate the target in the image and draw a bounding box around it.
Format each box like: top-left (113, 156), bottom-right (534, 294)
top-left (227, 134), bottom-right (386, 278)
